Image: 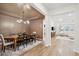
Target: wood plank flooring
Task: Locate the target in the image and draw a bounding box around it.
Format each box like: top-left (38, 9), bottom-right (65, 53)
top-left (22, 36), bottom-right (79, 56)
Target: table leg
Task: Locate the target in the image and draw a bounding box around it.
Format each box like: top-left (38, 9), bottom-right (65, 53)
top-left (13, 39), bottom-right (16, 51)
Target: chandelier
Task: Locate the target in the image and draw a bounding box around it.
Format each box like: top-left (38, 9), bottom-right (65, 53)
top-left (16, 4), bottom-right (30, 24)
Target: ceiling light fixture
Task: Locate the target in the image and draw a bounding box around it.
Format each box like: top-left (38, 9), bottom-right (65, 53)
top-left (26, 20), bottom-right (30, 24)
top-left (16, 4), bottom-right (31, 24)
top-left (16, 19), bottom-right (23, 23)
top-left (24, 4), bottom-right (31, 9)
top-left (24, 21), bottom-right (27, 24)
top-left (20, 19), bottom-right (23, 22)
top-left (23, 20), bottom-right (30, 24)
top-left (68, 13), bottom-right (72, 16)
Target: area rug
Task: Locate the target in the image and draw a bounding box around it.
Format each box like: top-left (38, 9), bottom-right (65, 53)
top-left (0, 40), bottom-right (42, 56)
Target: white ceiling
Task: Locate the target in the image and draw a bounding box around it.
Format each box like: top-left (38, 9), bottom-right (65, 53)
top-left (42, 3), bottom-right (78, 11)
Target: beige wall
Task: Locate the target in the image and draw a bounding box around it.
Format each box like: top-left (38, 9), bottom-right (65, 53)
top-left (0, 14), bottom-right (43, 39)
top-left (29, 20), bottom-right (43, 39)
top-left (0, 15), bottom-right (29, 35)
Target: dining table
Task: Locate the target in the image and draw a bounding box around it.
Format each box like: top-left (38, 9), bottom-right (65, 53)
top-left (4, 35), bottom-right (18, 50)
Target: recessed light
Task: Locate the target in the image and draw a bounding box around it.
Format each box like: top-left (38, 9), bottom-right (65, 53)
top-left (24, 4), bottom-right (31, 9)
top-left (68, 13), bottom-right (72, 16)
top-left (17, 3), bottom-right (23, 8)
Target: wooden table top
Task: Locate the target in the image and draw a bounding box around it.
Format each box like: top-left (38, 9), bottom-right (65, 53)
top-left (4, 35), bottom-right (18, 39)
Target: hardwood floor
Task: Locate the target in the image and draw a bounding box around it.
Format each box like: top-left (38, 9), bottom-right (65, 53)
top-left (22, 36), bottom-right (79, 56)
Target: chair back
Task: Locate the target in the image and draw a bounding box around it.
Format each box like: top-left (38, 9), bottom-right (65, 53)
top-left (0, 34), bottom-right (5, 45)
top-left (17, 34), bottom-right (23, 40)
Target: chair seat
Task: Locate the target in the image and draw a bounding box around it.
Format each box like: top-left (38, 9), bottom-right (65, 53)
top-left (4, 42), bottom-right (14, 46)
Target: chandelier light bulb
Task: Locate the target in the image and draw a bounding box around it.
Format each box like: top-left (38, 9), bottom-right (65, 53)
top-left (26, 20), bottom-right (30, 24)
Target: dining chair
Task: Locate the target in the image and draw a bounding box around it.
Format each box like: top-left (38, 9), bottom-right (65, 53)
top-left (22, 33), bottom-right (28, 46)
top-left (31, 32), bottom-right (37, 42)
top-left (26, 34), bottom-right (31, 44)
top-left (30, 34), bottom-right (37, 44)
top-left (0, 34), bottom-right (14, 52)
top-left (17, 34), bottom-right (25, 50)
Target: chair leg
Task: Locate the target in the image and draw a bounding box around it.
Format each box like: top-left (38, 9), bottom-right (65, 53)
top-left (12, 44), bottom-right (15, 51)
top-left (17, 43), bottom-right (20, 50)
top-left (30, 39), bottom-right (33, 44)
top-left (17, 46), bottom-right (19, 50)
top-left (25, 40), bottom-right (28, 46)
top-left (23, 41), bottom-right (25, 48)
top-left (34, 39), bottom-right (36, 43)
top-left (2, 46), bottom-right (5, 52)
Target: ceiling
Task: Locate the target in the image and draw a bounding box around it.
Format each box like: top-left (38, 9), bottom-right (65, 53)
top-left (0, 3), bottom-right (44, 21)
top-left (42, 3), bottom-right (78, 11)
